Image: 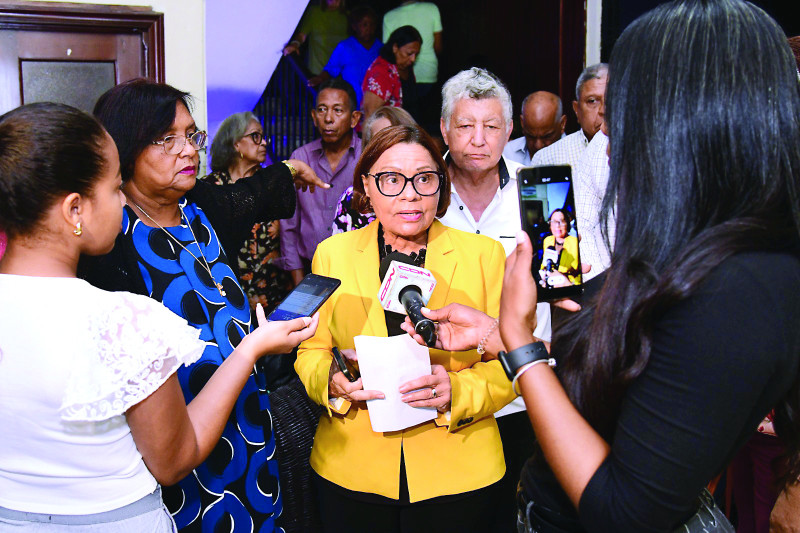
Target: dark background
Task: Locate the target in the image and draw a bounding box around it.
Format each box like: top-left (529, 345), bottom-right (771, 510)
top-left (323, 0), bottom-right (798, 136)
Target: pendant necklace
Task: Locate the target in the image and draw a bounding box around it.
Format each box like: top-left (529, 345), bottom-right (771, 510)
top-left (128, 200), bottom-right (227, 297)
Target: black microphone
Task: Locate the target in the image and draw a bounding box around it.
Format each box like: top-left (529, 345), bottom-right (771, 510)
top-left (379, 253), bottom-right (438, 347)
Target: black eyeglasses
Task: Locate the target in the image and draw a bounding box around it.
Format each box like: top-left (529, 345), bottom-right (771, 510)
top-left (243, 131), bottom-right (268, 145)
top-left (368, 171), bottom-right (443, 197)
top-left (152, 131), bottom-right (207, 155)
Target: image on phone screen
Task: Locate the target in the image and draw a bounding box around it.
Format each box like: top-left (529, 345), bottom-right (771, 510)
top-left (517, 165), bottom-right (583, 301)
top-left (268, 273), bottom-right (341, 321)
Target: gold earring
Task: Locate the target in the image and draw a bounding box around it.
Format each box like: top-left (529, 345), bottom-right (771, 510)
top-left (73, 221), bottom-right (82, 236)
top-left (238, 150), bottom-right (244, 159)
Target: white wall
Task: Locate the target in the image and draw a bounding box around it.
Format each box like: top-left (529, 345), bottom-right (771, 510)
top-left (205, 0), bottom-right (308, 140)
top-left (586, 0), bottom-right (602, 66)
top-left (54, 0), bottom-right (208, 130)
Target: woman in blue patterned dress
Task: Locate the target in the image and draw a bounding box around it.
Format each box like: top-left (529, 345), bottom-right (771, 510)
top-left (79, 79), bottom-right (328, 533)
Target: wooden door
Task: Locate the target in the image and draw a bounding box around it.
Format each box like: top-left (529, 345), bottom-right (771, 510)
top-left (0, 2), bottom-right (164, 115)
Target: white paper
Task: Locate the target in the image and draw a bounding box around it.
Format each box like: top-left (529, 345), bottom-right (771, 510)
top-left (354, 334), bottom-right (437, 433)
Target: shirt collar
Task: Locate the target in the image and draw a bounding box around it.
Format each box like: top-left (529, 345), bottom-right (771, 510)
top-left (310, 131), bottom-right (359, 154)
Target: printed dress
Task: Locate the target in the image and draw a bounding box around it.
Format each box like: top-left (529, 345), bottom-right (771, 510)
top-left (122, 202), bottom-right (283, 533)
top-left (362, 56), bottom-right (403, 108)
top-left (203, 170), bottom-right (292, 314)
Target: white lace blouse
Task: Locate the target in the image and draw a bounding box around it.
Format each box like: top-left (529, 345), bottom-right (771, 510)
top-left (0, 275), bottom-right (205, 514)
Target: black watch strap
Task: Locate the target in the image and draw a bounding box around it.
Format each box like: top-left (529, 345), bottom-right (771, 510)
top-left (498, 342), bottom-right (550, 380)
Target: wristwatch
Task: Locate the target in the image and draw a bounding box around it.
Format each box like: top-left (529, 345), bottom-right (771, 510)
top-left (498, 341), bottom-right (551, 380)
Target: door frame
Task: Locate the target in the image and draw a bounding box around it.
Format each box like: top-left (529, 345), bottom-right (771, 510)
top-left (0, 1), bottom-right (164, 82)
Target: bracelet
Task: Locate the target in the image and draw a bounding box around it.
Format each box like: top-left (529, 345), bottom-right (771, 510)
top-left (282, 160), bottom-right (298, 179)
top-left (512, 357), bottom-right (556, 395)
top-left (476, 317), bottom-right (499, 355)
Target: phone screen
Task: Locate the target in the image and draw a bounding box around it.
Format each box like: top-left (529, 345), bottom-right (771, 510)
top-left (517, 165), bottom-right (583, 301)
top-left (268, 273), bottom-right (341, 321)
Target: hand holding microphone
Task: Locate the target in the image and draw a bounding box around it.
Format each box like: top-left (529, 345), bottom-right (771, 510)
top-left (378, 252), bottom-right (438, 347)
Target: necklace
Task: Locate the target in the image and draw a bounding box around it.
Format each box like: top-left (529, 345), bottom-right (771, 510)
top-left (128, 200), bottom-right (227, 297)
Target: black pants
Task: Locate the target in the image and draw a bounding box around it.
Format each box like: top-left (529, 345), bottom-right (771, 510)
top-left (494, 410), bottom-right (537, 532)
top-left (313, 472), bottom-right (501, 533)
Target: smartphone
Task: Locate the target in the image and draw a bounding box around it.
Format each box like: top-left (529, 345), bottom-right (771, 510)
top-left (267, 273), bottom-right (341, 321)
top-left (332, 347), bottom-right (360, 382)
top-left (517, 165), bottom-right (583, 301)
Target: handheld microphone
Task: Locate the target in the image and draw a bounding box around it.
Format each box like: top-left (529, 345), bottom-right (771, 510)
top-left (542, 246), bottom-right (559, 272)
top-left (378, 253), bottom-right (438, 347)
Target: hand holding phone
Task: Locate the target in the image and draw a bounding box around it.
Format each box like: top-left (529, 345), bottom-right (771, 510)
top-left (268, 273), bottom-right (341, 321)
top-left (332, 347), bottom-right (360, 382)
top-left (517, 165), bottom-right (583, 301)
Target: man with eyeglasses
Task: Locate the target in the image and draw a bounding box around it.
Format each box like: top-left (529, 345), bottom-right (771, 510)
top-left (280, 77), bottom-right (363, 286)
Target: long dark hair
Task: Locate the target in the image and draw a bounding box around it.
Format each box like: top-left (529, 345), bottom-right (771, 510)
top-left (555, 0), bottom-right (800, 485)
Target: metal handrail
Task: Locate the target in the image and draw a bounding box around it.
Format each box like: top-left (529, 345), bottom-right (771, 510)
top-left (254, 54), bottom-right (319, 162)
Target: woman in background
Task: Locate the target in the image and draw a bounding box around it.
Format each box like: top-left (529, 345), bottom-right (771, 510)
top-left (205, 111), bottom-right (292, 315)
top-left (361, 26), bottom-right (422, 121)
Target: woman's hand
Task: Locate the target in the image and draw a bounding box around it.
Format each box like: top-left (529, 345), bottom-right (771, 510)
top-left (500, 231), bottom-right (540, 351)
top-left (400, 304), bottom-right (498, 354)
top-left (239, 305), bottom-right (319, 360)
top-left (399, 364), bottom-right (452, 412)
top-left (285, 159), bottom-right (330, 192)
top-left (328, 350), bottom-right (384, 403)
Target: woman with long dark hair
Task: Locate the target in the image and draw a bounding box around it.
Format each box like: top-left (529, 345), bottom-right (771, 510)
top-left (404, 0), bottom-right (800, 531)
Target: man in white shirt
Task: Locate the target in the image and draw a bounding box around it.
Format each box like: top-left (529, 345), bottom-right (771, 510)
top-left (532, 63), bottom-right (608, 170)
top-left (438, 67), bottom-right (550, 531)
top-left (503, 91), bottom-right (566, 166)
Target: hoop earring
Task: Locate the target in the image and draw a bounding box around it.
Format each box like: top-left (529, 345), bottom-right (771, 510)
top-left (73, 221), bottom-right (82, 236)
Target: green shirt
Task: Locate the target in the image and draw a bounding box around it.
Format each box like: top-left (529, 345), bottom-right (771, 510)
top-left (382, 2), bottom-right (442, 84)
top-left (299, 6), bottom-right (348, 74)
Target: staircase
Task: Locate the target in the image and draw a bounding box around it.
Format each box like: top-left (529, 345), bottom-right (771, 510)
top-left (254, 54), bottom-right (319, 162)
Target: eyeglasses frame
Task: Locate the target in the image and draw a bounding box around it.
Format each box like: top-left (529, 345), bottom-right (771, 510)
top-left (152, 130), bottom-right (208, 155)
top-left (367, 171), bottom-right (444, 197)
top-left (242, 131), bottom-right (268, 146)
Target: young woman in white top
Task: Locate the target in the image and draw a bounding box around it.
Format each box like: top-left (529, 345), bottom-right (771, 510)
top-left (0, 103), bottom-right (318, 531)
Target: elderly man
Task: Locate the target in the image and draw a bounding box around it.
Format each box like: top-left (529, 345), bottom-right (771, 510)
top-left (280, 78), bottom-right (362, 286)
top-left (532, 63), bottom-right (608, 169)
top-left (503, 91), bottom-right (566, 166)
top-left (438, 66), bottom-right (551, 531)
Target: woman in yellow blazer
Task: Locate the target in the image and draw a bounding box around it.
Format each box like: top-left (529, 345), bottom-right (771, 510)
top-left (295, 125), bottom-right (516, 532)
top-left (540, 208), bottom-right (581, 286)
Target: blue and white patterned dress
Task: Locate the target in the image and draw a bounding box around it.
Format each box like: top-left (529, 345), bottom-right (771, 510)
top-left (122, 200), bottom-right (283, 533)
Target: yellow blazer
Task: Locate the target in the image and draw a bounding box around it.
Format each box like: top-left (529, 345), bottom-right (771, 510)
top-left (542, 234), bottom-right (581, 284)
top-left (295, 220), bottom-right (516, 503)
